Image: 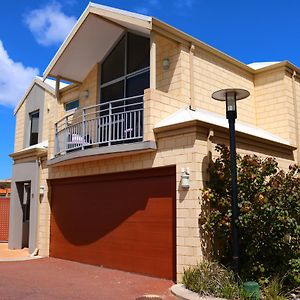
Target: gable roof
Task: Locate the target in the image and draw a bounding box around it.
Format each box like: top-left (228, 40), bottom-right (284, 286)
top-left (14, 77), bottom-right (68, 115)
top-left (43, 3), bottom-right (152, 83)
top-left (43, 3), bottom-right (300, 83)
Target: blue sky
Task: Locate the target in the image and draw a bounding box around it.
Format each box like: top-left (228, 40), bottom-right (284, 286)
top-left (1, 0), bottom-right (300, 179)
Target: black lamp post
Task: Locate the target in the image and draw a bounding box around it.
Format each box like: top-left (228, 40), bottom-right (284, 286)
top-left (211, 88), bottom-right (250, 275)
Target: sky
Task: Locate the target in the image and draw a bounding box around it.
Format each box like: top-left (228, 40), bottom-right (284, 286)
top-left (1, 0), bottom-right (300, 179)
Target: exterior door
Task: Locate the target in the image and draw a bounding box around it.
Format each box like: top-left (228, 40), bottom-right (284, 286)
top-left (0, 198), bottom-right (10, 242)
top-left (50, 167), bottom-right (176, 280)
top-left (22, 183), bottom-right (31, 248)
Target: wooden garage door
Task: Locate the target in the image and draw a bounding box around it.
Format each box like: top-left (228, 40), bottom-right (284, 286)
top-left (50, 166), bottom-right (176, 280)
top-left (0, 198), bottom-right (10, 242)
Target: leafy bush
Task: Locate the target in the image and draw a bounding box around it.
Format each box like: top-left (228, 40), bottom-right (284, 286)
top-left (288, 259), bottom-right (300, 287)
top-left (201, 145), bottom-right (300, 283)
top-left (182, 260), bottom-right (241, 299)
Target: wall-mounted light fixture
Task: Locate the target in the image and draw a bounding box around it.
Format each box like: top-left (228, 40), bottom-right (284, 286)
top-left (39, 186), bottom-right (45, 196)
top-left (181, 167), bottom-right (190, 189)
top-left (80, 90), bottom-right (89, 99)
top-left (162, 58), bottom-right (170, 70)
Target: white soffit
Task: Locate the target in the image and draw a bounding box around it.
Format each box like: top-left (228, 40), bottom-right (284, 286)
top-left (155, 107), bottom-right (291, 147)
top-left (45, 3), bottom-right (152, 83)
top-left (89, 2), bottom-right (152, 33)
top-left (247, 61), bottom-right (281, 70)
top-left (48, 13), bottom-right (124, 82)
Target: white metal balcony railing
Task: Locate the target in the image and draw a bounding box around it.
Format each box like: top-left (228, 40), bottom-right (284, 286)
top-left (54, 95), bottom-right (144, 156)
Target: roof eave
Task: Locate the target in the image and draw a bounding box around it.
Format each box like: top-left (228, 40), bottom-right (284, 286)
top-left (43, 4), bottom-right (91, 80)
top-left (154, 120), bottom-right (296, 150)
top-left (43, 3), bottom-right (152, 81)
top-left (14, 77), bottom-right (55, 115)
top-left (9, 147), bottom-right (48, 160)
top-left (152, 18), bottom-right (254, 75)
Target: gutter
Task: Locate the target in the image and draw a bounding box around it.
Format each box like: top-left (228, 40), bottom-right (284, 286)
top-left (292, 70), bottom-right (300, 163)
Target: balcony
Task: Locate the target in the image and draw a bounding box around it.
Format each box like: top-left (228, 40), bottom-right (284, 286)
top-left (54, 95), bottom-right (145, 157)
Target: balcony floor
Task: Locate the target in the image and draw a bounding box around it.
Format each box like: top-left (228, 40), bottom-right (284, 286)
top-left (48, 140), bottom-right (157, 167)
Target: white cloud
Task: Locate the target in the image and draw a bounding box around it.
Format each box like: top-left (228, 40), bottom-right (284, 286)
top-left (0, 41), bottom-right (39, 107)
top-left (24, 2), bottom-right (77, 46)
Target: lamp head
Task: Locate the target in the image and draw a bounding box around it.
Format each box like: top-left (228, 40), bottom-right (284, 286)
top-left (212, 88), bottom-right (250, 119)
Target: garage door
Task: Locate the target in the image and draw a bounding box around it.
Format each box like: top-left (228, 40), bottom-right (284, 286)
top-left (50, 166), bottom-right (176, 280)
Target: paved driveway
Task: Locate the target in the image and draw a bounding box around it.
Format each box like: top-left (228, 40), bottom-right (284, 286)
top-left (0, 258), bottom-right (177, 299)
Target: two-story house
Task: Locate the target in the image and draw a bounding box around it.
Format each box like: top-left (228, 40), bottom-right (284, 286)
top-left (9, 3), bottom-right (300, 281)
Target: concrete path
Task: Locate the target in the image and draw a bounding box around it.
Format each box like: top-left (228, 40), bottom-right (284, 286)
top-left (0, 258), bottom-right (178, 299)
top-left (0, 243), bottom-right (30, 260)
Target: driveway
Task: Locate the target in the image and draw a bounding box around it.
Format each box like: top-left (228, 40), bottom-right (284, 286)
top-left (0, 258), bottom-right (178, 299)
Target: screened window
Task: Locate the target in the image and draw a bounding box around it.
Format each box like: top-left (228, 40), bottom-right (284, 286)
top-left (101, 36), bottom-right (125, 85)
top-left (127, 33), bottom-right (150, 74)
top-left (65, 99), bottom-right (79, 111)
top-left (100, 32), bottom-right (150, 102)
top-left (29, 110), bottom-right (39, 146)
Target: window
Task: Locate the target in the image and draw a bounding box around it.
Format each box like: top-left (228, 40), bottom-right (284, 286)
top-left (29, 110), bottom-right (39, 146)
top-left (100, 32), bottom-right (150, 102)
top-left (65, 99), bottom-right (80, 111)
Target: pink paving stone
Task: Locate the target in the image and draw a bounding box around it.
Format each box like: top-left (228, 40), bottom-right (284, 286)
top-left (0, 257), bottom-right (179, 299)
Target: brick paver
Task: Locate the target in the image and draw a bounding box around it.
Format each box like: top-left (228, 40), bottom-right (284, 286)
top-left (0, 258), bottom-right (178, 299)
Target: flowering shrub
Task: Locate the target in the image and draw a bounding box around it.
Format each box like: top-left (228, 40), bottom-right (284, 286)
top-left (201, 144), bottom-right (300, 283)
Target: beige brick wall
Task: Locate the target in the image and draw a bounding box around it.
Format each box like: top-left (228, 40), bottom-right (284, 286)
top-left (14, 104), bottom-right (26, 152)
top-left (156, 34), bottom-right (189, 99)
top-left (144, 88), bottom-right (190, 140)
top-left (192, 47), bottom-right (255, 124)
top-left (254, 69), bottom-right (291, 140)
top-left (14, 88), bottom-right (57, 152)
top-left (37, 157), bottom-right (51, 256)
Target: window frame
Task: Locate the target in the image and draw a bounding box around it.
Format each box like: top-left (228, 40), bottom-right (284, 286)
top-left (64, 99), bottom-right (80, 112)
top-left (99, 31), bottom-right (150, 103)
top-left (29, 110), bottom-right (40, 146)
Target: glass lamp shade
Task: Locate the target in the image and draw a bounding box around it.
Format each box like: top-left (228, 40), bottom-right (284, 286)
top-left (211, 88), bottom-right (250, 120)
top-left (226, 91), bottom-right (236, 112)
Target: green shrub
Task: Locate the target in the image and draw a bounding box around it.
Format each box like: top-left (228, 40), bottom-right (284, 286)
top-left (182, 260), bottom-right (241, 299)
top-left (288, 259), bottom-right (300, 287)
top-left (201, 145), bottom-right (300, 283)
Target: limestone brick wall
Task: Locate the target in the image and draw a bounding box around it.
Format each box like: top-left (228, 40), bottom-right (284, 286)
top-left (41, 92), bottom-right (56, 143)
top-left (78, 64), bottom-right (99, 108)
top-left (254, 69), bottom-right (292, 142)
top-left (144, 88), bottom-right (190, 141)
top-left (156, 34), bottom-right (189, 100)
top-left (60, 85), bottom-right (80, 107)
top-left (283, 74), bottom-right (297, 147)
top-left (295, 77), bottom-right (300, 162)
top-left (60, 64), bottom-right (98, 110)
top-left (192, 48), bottom-right (255, 124)
top-left (14, 104), bottom-right (26, 152)
top-left (155, 33), bottom-right (256, 124)
top-left (37, 157), bottom-right (51, 256)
